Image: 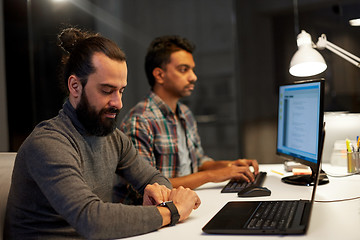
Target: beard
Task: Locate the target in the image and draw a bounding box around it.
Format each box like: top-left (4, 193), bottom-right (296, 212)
top-left (76, 91), bottom-right (120, 136)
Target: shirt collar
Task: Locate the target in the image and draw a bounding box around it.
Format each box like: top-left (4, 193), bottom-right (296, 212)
top-left (149, 92), bottom-right (186, 120)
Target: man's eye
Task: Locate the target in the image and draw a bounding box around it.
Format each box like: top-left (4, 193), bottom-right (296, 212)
top-left (102, 90), bottom-right (112, 95)
top-left (179, 67), bottom-right (188, 73)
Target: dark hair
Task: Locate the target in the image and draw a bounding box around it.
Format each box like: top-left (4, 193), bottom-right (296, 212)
top-left (58, 27), bottom-right (126, 93)
top-left (145, 35), bottom-right (195, 88)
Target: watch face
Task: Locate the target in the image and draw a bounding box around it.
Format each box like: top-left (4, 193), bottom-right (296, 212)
top-left (158, 201), bottom-right (172, 207)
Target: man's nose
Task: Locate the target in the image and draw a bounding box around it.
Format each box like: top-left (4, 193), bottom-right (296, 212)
top-left (190, 69), bottom-right (197, 83)
top-left (110, 92), bottom-right (123, 110)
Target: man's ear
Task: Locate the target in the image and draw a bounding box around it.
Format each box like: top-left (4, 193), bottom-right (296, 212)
top-left (152, 67), bottom-right (165, 85)
top-left (68, 75), bottom-right (82, 98)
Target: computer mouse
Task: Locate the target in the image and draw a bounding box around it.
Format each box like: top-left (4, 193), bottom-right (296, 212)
top-left (237, 187), bottom-right (271, 197)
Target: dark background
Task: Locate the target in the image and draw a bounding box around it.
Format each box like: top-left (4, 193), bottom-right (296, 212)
top-left (2, 0), bottom-right (360, 163)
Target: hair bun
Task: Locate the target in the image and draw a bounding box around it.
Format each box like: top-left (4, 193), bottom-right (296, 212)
top-left (58, 27), bottom-right (93, 54)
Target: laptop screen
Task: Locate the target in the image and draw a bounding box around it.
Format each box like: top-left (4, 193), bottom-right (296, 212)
top-left (276, 79), bottom-right (324, 170)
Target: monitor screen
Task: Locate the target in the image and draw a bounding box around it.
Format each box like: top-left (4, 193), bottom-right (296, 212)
top-left (276, 79), bottom-right (326, 185)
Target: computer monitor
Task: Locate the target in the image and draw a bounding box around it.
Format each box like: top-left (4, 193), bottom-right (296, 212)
top-left (276, 79), bottom-right (328, 186)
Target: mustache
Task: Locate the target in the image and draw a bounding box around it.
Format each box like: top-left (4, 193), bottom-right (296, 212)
top-left (188, 79), bottom-right (196, 85)
top-left (104, 107), bottom-right (120, 115)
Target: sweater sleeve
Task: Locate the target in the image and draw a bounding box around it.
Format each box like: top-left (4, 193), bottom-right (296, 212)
top-left (24, 129), bottom-right (165, 239)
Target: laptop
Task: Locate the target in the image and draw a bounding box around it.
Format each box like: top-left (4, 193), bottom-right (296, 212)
top-left (202, 79), bottom-right (325, 235)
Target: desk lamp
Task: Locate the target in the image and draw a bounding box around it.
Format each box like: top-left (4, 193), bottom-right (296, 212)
top-left (289, 30), bottom-right (360, 77)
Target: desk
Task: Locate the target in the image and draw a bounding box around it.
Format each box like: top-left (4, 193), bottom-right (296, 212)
top-left (126, 164), bottom-right (360, 240)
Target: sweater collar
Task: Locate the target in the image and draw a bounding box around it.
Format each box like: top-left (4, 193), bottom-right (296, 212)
top-left (62, 99), bottom-right (87, 135)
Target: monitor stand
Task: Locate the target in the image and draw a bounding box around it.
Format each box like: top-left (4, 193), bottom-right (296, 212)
top-left (281, 169), bottom-right (329, 186)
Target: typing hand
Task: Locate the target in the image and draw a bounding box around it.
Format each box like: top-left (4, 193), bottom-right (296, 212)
top-left (231, 159), bottom-right (259, 175)
top-left (208, 165), bottom-right (256, 183)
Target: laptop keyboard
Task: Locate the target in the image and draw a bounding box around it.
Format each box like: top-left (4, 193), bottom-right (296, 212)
top-left (221, 172), bottom-right (267, 193)
top-left (246, 201), bottom-right (299, 230)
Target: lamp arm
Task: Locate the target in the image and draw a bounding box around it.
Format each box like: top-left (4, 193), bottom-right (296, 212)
top-left (316, 34), bottom-right (360, 68)
top-left (325, 41), bottom-right (360, 63)
top-left (325, 44), bottom-right (360, 68)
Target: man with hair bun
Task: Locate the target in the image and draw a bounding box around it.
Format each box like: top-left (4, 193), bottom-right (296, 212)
top-left (4, 28), bottom-right (200, 240)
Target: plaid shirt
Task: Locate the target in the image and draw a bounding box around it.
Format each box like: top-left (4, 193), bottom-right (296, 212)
top-left (120, 92), bottom-right (212, 178)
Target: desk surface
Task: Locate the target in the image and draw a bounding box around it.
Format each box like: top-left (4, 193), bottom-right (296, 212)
top-left (126, 164), bottom-right (360, 240)
top-left (2, 155), bottom-right (359, 240)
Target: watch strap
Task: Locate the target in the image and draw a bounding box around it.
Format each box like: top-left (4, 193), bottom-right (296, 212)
top-left (158, 201), bottom-right (180, 226)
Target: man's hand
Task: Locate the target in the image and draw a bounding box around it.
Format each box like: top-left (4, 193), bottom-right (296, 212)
top-left (231, 159), bottom-right (259, 175)
top-left (203, 159), bottom-right (259, 184)
top-left (169, 186), bottom-right (201, 222)
top-left (156, 186), bottom-right (201, 226)
top-left (143, 183), bottom-right (171, 206)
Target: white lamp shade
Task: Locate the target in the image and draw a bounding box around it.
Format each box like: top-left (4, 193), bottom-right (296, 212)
top-left (289, 30), bottom-right (327, 77)
top-left (289, 47), bottom-right (327, 77)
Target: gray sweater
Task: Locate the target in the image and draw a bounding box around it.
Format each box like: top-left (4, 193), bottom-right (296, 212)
top-left (4, 100), bottom-right (172, 240)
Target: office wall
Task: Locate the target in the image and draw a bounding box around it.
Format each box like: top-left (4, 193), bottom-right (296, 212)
top-left (235, 1), bottom-right (280, 163)
top-left (94, 0), bottom-right (240, 160)
top-left (0, 0), bottom-right (9, 151)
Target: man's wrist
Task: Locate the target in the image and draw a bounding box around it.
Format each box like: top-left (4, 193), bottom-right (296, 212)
top-left (157, 201), bottom-right (180, 226)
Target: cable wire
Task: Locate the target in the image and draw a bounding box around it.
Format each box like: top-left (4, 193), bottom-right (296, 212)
top-left (324, 171), bottom-right (360, 178)
top-left (293, 0), bottom-right (300, 38)
top-left (315, 196), bottom-right (360, 203)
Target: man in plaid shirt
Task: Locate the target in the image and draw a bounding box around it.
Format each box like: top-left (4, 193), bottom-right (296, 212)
top-left (120, 35), bottom-right (259, 189)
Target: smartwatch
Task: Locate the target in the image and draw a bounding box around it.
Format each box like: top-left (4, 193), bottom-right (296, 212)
top-left (158, 201), bottom-right (180, 226)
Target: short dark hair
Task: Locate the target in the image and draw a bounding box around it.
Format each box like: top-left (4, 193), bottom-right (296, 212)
top-left (145, 35), bottom-right (195, 89)
top-left (57, 27), bottom-right (126, 94)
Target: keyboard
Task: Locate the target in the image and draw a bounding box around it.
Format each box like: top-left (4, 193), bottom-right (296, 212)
top-left (221, 171), bottom-right (267, 193)
top-left (246, 201), bottom-right (298, 230)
